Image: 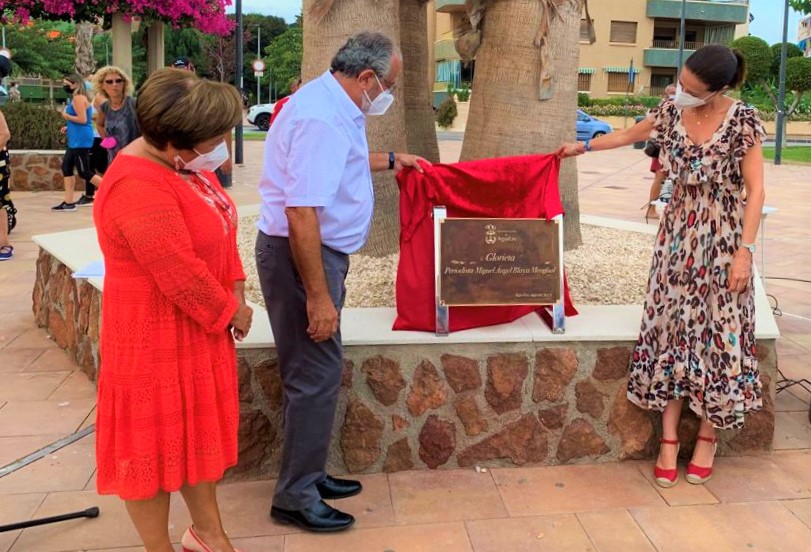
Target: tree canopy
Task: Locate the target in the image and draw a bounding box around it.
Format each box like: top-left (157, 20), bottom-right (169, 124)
top-left (264, 26), bottom-right (303, 97)
top-left (789, 1), bottom-right (811, 14)
top-left (0, 1), bottom-right (233, 35)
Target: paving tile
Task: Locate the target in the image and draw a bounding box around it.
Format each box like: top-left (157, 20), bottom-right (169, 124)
top-left (24, 349), bottom-right (80, 373)
top-left (491, 463), bottom-right (665, 517)
top-left (775, 389), bottom-right (810, 412)
top-left (630, 502), bottom-right (811, 552)
top-left (778, 354), bottom-right (811, 381)
top-left (0, 435), bottom-right (63, 469)
top-left (0, 372), bottom-right (70, 402)
top-left (0, 434), bottom-right (96, 494)
top-left (782, 499), bottom-right (811, 530)
top-left (465, 515), bottom-right (594, 552)
top-left (777, 339), bottom-right (811, 358)
top-left (576, 510), bottom-right (656, 552)
top-left (229, 535), bottom-right (284, 551)
top-left (0, 493), bottom-right (46, 552)
top-left (3, 330), bottom-right (58, 352)
top-left (772, 451), bottom-right (811, 489)
top-left (774, 411), bottom-right (811, 450)
top-left (284, 522), bottom-right (473, 552)
top-left (47, 371), bottom-right (97, 401)
top-left (10, 490), bottom-right (143, 552)
top-left (388, 469), bottom-right (508, 525)
top-left (0, 399), bottom-right (96, 436)
top-left (703, 456), bottom-right (811, 503)
top-left (186, 479), bottom-right (302, 538)
top-left (325, 474), bottom-right (394, 529)
top-left (632, 461), bottom-right (719, 507)
top-left (0, 348), bottom-right (44, 373)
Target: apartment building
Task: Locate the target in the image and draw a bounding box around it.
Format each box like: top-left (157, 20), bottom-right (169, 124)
top-left (430, 0), bottom-right (751, 100)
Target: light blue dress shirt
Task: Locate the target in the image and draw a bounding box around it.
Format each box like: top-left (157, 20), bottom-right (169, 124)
top-left (257, 70), bottom-right (374, 255)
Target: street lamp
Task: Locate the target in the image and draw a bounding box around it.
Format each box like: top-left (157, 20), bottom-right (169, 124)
top-left (775, 0), bottom-right (790, 166)
top-left (677, 0), bottom-right (687, 70)
top-left (253, 25), bottom-right (261, 105)
top-left (234, 0), bottom-right (244, 164)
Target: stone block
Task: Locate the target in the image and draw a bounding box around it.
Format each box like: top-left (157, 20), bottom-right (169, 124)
top-left (458, 414), bottom-right (548, 467)
top-left (556, 418), bottom-right (610, 463)
top-left (418, 415), bottom-right (455, 469)
top-left (607, 387), bottom-right (655, 460)
top-left (407, 360), bottom-right (448, 417)
top-left (485, 353), bottom-right (528, 414)
top-left (575, 379), bottom-right (606, 419)
top-left (533, 348), bottom-right (578, 403)
top-left (454, 396), bottom-right (489, 437)
top-left (342, 359), bottom-right (354, 388)
top-left (362, 355), bottom-right (406, 406)
top-left (538, 403), bottom-right (568, 430)
top-left (392, 414), bottom-right (410, 433)
top-left (341, 399), bottom-right (385, 472)
top-left (253, 359), bottom-right (282, 410)
top-left (440, 354), bottom-right (482, 393)
top-left (234, 407), bottom-right (273, 476)
top-left (384, 438), bottom-right (414, 473)
top-left (593, 347), bottom-right (631, 381)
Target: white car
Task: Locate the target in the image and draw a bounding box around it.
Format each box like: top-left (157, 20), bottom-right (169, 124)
top-left (247, 102), bottom-right (275, 131)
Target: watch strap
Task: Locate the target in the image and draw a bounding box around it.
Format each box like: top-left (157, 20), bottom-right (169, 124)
top-left (388, 151), bottom-right (395, 170)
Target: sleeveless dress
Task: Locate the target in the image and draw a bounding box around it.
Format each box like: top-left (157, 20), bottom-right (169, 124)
top-left (627, 99), bottom-right (766, 430)
top-left (93, 155), bottom-right (244, 500)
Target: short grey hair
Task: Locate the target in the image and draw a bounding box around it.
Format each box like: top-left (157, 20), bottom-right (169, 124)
top-left (330, 31), bottom-right (400, 79)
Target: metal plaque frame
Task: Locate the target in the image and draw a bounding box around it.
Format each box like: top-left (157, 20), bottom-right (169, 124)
top-left (433, 207), bottom-right (566, 336)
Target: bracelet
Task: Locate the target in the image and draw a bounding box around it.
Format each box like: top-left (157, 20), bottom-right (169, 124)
top-left (388, 151), bottom-right (395, 170)
top-left (583, 141), bottom-right (592, 153)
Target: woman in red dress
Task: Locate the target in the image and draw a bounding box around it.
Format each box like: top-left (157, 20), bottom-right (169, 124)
top-left (94, 68), bottom-right (252, 552)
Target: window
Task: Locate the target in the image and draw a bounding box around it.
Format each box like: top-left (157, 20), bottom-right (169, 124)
top-left (580, 19), bottom-right (593, 42)
top-left (578, 73), bottom-right (592, 92)
top-left (607, 72), bottom-right (631, 93)
top-left (610, 21), bottom-right (638, 44)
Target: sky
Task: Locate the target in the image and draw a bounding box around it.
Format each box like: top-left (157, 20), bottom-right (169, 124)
top-left (241, 0), bottom-right (808, 46)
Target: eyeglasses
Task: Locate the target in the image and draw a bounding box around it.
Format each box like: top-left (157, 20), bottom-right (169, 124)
top-left (104, 78), bottom-right (124, 85)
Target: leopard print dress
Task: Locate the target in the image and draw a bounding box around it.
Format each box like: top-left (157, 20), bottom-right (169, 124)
top-left (627, 99), bottom-right (766, 430)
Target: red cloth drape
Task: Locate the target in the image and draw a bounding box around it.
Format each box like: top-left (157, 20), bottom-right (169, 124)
top-left (393, 153), bottom-right (577, 333)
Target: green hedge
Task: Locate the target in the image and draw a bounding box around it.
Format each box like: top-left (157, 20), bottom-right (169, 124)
top-left (1, 102), bottom-right (66, 150)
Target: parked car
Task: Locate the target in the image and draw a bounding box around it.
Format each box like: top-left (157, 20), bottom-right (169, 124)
top-left (576, 109), bottom-right (613, 141)
top-left (247, 102), bottom-right (275, 131)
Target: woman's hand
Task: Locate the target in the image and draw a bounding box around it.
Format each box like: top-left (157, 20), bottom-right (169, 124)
top-left (555, 142), bottom-right (585, 159)
top-left (60, 126), bottom-right (67, 134)
top-left (230, 303), bottom-right (253, 341)
top-left (728, 249), bottom-right (752, 292)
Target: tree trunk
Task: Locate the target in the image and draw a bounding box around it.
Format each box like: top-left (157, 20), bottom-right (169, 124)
top-left (74, 22), bottom-right (96, 77)
top-left (400, 0), bottom-right (441, 163)
top-left (303, 0), bottom-right (436, 257)
top-left (460, 0), bottom-right (582, 250)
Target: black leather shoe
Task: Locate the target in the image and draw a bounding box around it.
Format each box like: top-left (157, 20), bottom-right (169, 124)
top-left (316, 475), bottom-right (363, 499)
top-left (270, 500), bottom-right (355, 532)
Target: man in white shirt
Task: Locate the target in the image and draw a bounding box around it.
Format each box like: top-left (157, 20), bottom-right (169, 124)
top-left (256, 31), bottom-right (428, 532)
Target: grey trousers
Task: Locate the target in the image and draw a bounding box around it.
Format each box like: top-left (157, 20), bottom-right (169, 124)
top-left (255, 231), bottom-right (349, 510)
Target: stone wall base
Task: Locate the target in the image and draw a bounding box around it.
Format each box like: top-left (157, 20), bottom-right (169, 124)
top-left (33, 248), bottom-right (778, 481)
top-left (11, 151), bottom-right (89, 192)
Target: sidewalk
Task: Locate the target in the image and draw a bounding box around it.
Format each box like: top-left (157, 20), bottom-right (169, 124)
top-left (1, 141), bottom-right (810, 551)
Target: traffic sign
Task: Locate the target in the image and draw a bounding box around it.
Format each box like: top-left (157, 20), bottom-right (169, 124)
top-left (252, 59), bottom-right (266, 72)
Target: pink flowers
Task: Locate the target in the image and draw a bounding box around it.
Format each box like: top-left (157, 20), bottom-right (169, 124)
top-left (0, 0), bottom-right (233, 35)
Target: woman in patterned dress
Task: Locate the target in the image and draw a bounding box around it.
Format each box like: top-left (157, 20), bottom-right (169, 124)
top-left (557, 44), bottom-right (765, 488)
top-left (94, 68), bottom-right (253, 552)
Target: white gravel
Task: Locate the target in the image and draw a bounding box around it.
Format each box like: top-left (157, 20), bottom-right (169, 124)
top-left (239, 216), bottom-right (654, 308)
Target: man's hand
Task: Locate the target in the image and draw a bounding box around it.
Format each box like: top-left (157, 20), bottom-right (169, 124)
top-left (728, 249), bottom-right (752, 293)
top-left (395, 153), bottom-right (430, 173)
top-left (306, 294), bottom-right (339, 342)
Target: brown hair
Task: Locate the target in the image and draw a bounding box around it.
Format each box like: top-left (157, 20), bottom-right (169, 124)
top-left (136, 68), bottom-right (243, 151)
top-left (92, 66), bottom-right (135, 98)
top-left (64, 73), bottom-right (89, 99)
top-left (684, 44), bottom-right (747, 91)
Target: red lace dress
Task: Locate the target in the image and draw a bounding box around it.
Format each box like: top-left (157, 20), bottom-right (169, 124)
top-left (93, 155), bottom-right (244, 500)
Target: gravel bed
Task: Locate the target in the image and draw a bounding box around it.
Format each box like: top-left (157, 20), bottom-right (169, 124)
top-left (239, 215), bottom-right (654, 308)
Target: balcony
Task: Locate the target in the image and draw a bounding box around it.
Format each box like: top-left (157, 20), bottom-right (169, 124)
top-left (434, 38), bottom-right (460, 61)
top-left (644, 43), bottom-right (699, 67)
top-left (435, 0), bottom-right (466, 13)
top-left (646, 0), bottom-right (749, 25)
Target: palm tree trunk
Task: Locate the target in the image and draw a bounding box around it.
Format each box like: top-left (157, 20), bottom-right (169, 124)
top-left (74, 22), bottom-right (97, 77)
top-left (399, 0), bottom-right (440, 163)
top-left (460, 0), bottom-right (582, 250)
top-left (302, 0), bottom-right (405, 257)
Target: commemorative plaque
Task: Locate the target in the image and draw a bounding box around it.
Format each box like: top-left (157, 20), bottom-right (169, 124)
top-left (433, 207), bottom-right (565, 336)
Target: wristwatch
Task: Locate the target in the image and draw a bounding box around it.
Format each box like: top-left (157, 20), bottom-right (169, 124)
top-left (388, 151), bottom-right (396, 170)
top-left (740, 242), bottom-right (756, 254)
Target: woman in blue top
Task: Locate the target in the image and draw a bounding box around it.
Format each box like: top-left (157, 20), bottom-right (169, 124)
top-left (52, 73), bottom-right (102, 212)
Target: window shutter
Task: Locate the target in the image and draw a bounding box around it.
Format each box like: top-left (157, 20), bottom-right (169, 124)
top-left (610, 21), bottom-right (638, 44)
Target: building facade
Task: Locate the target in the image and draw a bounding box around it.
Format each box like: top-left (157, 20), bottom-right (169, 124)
top-left (799, 15), bottom-right (811, 58)
top-left (431, 0), bottom-right (751, 101)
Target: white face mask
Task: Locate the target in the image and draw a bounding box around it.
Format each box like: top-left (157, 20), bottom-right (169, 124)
top-left (361, 74), bottom-right (394, 116)
top-left (673, 82), bottom-right (712, 109)
top-left (175, 141), bottom-right (229, 173)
